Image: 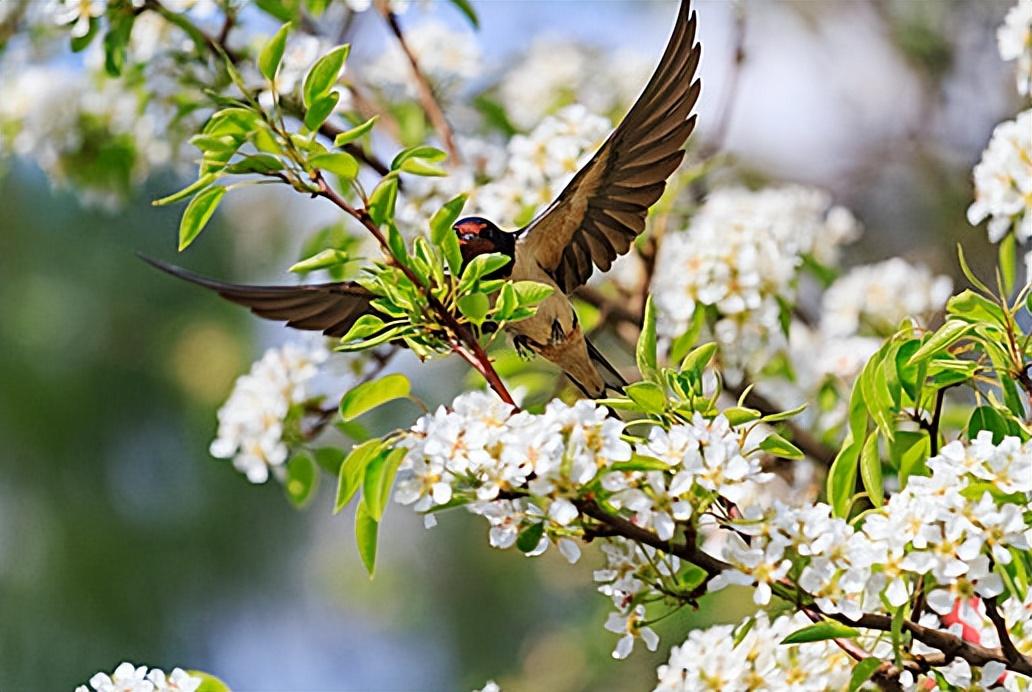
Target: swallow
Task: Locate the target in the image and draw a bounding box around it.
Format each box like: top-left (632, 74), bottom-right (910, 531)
top-left (144, 0), bottom-right (700, 398)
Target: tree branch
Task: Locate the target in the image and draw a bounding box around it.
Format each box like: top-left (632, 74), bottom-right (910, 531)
top-left (984, 595), bottom-right (1027, 672)
top-left (378, 6), bottom-right (461, 163)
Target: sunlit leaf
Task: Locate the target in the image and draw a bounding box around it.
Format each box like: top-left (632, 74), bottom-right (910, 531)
top-left (178, 185), bottom-right (226, 251)
top-left (781, 621), bottom-right (859, 644)
top-left (355, 500), bottom-right (378, 576)
top-left (258, 21), bottom-right (291, 81)
top-left (339, 373), bottom-right (411, 421)
top-left (334, 116), bottom-right (379, 147)
top-left (284, 451), bottom-right (319, 508)
top-left (302, 44), bottom-right (350, 108)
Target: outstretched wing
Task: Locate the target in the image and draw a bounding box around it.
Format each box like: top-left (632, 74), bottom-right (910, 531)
top-left (141, 256), bottom-right (376, 338)
top-left (517, 0), bottom-right (701, 294)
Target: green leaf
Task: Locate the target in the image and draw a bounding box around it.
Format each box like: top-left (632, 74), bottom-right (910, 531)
top-left (354, 500), bottom-right (378, 576)
top-left (511, 281), bottom-right (554, 307)
top-left (722, 406), bottom-right (761, 426)
top-left (258, 22), bottom-right (292, 81)
top-left (859, 431), bottom-right (884, 507)
top-left (636, 296), bottom-right (658, 382)
top-left (335, 439), bottom-right (384, 512)
top-left (848, 658), bottom-right (883, 692)
top-left (676, 564), bottom-right (707, 591)
top-left (189, 671), bottom-right (232, 692)
top-left (334, 116), bottom-right (379, 147)
top-left (608, 454), bottom-right (672, 472)
top-left (313, 446), bottom-right (345, 474)
top-left (367, 177), bottom-right (399, 225)
top-left (680, 342), bottom-right (718, 377)
top-left (391, 145), bottom-right (448, 170)
top-left (225, 154), bottom-right (285, 175)
top-left (947, 290), bottom-right (1006, 326)
top-left (758, 433), bottom-right (804, 460)
top-left (891, 430), bottom-right (930, 487)
top-left (1000, 232), bottom-right (1017, 295)
top-left (891, 605), bottom-right (906, 667)
top-left (458, 253), bottom-right (511, 292)
top-left (957, 243), bottom-right (994, 296)
top-left (907, 320), bottom-right (972, 364)
top-left (781, 621), bottom-right (860, 644)
top-left (103, 11), bottom-right (135, 77)
top-left (339, 373), bottom-right (411, 421)
top-left (448, 0), bottom-right (479, 27)
top-left (828, 381), bottom-right (864, 518)
top-left (430, 193), bottom-right (467, 243)
top-left (70, 17), bottom-right (99, 52)
top-left (399, 158), bottom-right (448, 177)
top-left (290, 248), bottom-right (351, 274)
top-left (302, 44), bottom-right (350, 108)
top-left (304, 91), bottom-right (340, 131)
top-left (339, 314), bottom-right (388, 343)
top-left (284, 452), bottom-right (319, 508)
top-left (668, 305), bottom-right (705, 365)
top-left (363, 447), bottom-right (405, 521)
top-left (966, 405), bottom-right (1008, 444)
top-left (458, 293), bottom-right (490, 323)
top-left (153, 173), bottom-right (218, 207)
top-left (516, 522), bottom-right (544, 553)
top-left (178, 186), bottom-right (226, 251)
top-left (625, 381), bottom-right (667, 414)
top-left (310, 151), bottom-right (359, 181)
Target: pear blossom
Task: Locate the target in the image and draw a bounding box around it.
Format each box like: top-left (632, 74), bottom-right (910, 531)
top-left (967, 109), bottom-right (1032, 245)
top-left (50, 0), bottom-right (106, 38)
top-left (76, 663), bottom-right (201, 692)
top-left (605, 605), bottom-right (660, 659)
top-left (998, 0), bottom-right (1032, 96)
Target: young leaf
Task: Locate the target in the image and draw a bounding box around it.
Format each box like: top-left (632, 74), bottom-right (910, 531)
top-left (448, 0), bottom-right (479, 28)
top-left (310, 151), bottom-right (359, 181)
top-left (680, 342), bottom-right (718, 377)
top-left (334, 116), bottom-right (379, 147)
top-left (399, 158), bottom-right (448, 177)
top-left (335, 439), bottom-right (385, 512)
top-left (625, 381), bottom-right (667, 414)
top-left (391, 145), bottom-right (448, 170)
top-left (339, 373), bottom-right (411, 421)
top-left (339, 314), bottom-right (388, 343)
top-left (153, 173), bottom-right (218, 207)
top-left (304, 91), bottom-right (340, 131)
top-left (430, 194), bottom-right (467, 243)
top-left (362, 447), bottom-right (405, 521)
top-left (458, 253), bottom-right (511, 292)
top-left (907, 320), bottom-right (972, 364)
top-left (302, 44), bottom-right (350, 108)
top-left (516, 522), bottom-right (544, 553)
top-left (828, 438), bottom-right (861, 518)
top-left (966, 405), bottom-right (1007, 443)
top-left (636, 296), bottom-right (658, 382)
top-left (759, 433), bottom-right (804, 460)
top-left (511, 281), bottom-right (554, 307)
top-left (189, 671), bottom-right (232, 692)
top-left (859, 431), bottom-right (884, 507)
top-left (354, 500), bottom-right (379, 576)
top-left (957, 243), bottom-right (994, 296)
top-left (225, 154), bottom-right (285, 175)
top-left (367, 177), bottom-right (399, 225)
top-left (178, 186), bottom-right (226, 251)
top-left (848, 658), bottom-right (883, 692)
top-left (258, 22), bottom-right (291, 81)
top-left (289, 248), bottom-right (351, 274)
top-left (284, 451), bottom-right (319, 508)
top-left (458, 293), bottom-right (490, 323)
top-left (1000, 232), bottom-right (1017, 295)
top-left (781, 621), bottom-right (860, 644)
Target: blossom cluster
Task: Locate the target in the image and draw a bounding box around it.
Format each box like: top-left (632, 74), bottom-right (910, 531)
top-left (819, 257), bottom-right (953, 337)
top-left (76, 662), bottom-right (201, 692)
top-left (998, 0), bottom-right (1032, 97)
top-left (209, 340), bottom-right (329, 483)
top-left (967, 109), bottom-right (1032, 247)
top-left (651, 185), bottom-right (861, 377)
top-left (396, 104), bottom-right (611, 233)
top-left (714, 433), bottom-right (1031, 620)
top-left (497, 37), bottom-right (653, 130)
top-left (653, 612), bottom-right (853, 691)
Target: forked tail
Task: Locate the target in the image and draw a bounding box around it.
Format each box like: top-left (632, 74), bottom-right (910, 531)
top-left (585, 337), bottom-right (628, 395)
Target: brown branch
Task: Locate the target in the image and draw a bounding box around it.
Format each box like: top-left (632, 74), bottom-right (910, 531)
top-left (985, 595), bottom-right (1027, 672)
top-left (378, 6), bottom-right (461, 164)
top-left (313, 173), bottom-right (515, 406)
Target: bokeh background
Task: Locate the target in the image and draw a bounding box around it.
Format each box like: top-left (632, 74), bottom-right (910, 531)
top-left (0, 0), bottom-right (1023, 689)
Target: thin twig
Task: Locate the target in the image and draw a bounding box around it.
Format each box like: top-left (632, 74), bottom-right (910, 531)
top-left (378, 6), bottom-right (461, 163)
top-left (984, 596), bottom-right (1026, 671)
top-left (699, 1), bottom-right (746, 158)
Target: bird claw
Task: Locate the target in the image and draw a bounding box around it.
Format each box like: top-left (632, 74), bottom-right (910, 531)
top-left (514, 335), bottom-right (534, 360)
top-left (550, 319), bottom-right (566, 343)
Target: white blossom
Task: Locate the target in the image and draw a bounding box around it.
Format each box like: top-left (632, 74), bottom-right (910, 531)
top-left (998, 0), bottom-right (1032, 96)
top-left (209, 340), bottom-right (329, 483)
top-left (820, 258), bottom-right (952, 337)
top-left (50, 0), bottom-right (106, 38)
top-left (967, 109), bottom-right (1032, 245)
top-left (76, 663), bottom-right (201, 692)
top-left (653, 612), bottom-right (853, 691)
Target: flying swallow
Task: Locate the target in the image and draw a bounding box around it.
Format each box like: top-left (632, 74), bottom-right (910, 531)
top-left (145, 0), bottom-right (701, 398)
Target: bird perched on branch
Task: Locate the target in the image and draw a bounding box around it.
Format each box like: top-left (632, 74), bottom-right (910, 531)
top-left (145, 0), bottom-right (701, 398)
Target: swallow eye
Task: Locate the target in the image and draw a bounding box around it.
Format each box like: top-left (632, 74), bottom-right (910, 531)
top-left (459, 232), bottom-right (476, 241)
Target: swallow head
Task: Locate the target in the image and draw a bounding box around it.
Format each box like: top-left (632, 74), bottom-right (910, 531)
top-left (454, 216), bottom-right (516, 276)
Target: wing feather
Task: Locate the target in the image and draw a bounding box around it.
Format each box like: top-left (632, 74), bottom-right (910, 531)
top-left (518, 0), bottom-right (701, 294)
top-left (141, 256), bottom-right (377, 338)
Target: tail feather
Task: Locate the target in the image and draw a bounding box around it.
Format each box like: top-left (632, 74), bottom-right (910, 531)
top-left (585, 337), bottom-right (627, 394)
